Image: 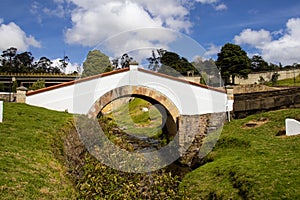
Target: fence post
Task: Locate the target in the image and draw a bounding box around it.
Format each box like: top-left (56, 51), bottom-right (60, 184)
top-left (16, 86), bottom-right (28, 103)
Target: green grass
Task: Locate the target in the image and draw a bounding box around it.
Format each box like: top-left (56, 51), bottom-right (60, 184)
top-left (276, 74), bottom-right (300, 86)
top-left (180, 108), bottom-right (300, 199)
top-left (105, 98), bottom-right (163, 137)
top-left (0, 103), bottom-right (76, 199)
top-left (2, 103), bottom-right (300, 199)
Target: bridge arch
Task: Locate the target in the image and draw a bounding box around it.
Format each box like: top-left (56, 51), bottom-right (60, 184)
top-left (88, 85), bottom-right (180, 120)
top-left (87, 85), bottom-right (181, 139)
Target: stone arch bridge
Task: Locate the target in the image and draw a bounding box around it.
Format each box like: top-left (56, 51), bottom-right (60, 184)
top-left (25, 65), bottom-right (231, 166)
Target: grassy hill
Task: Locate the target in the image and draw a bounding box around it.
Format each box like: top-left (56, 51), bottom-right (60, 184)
top-left (0, 103), bottom-right (76, 199)
top-left (104, 97), bottom-right (163, 137)
top-left (180, 108), bottom-right (300, 199)
top-left (276, 74), bottom-right (300, 86)
top-left (1, 102), bottom-right (299, 199)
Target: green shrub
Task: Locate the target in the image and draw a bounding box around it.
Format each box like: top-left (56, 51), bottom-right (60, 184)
top-left (77, 154), bottom-right (184, 199)
top-left (29, 79), bottom-right (45, 90)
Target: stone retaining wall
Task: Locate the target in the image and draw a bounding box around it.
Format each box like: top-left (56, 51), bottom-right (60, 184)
top-left (0, 92), bottom-right (15, 102)
top-left (235, 69), bottom-right (300, 85)
top-left (233, 87), bottom-right (300, 118)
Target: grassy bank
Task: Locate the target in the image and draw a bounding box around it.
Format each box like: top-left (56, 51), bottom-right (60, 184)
top-left (1, 103), bottom-right (300, 199)
top-left (180, 108), bottom-right (300, 199)
top-left (104, 97), bottom-right (163, 137)
top-left (0, 103), bottom-right (76, 199)
top-left (276, 74), bottom-right (300, 86)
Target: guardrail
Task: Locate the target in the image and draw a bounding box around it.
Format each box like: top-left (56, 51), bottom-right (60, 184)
top-left (0, 73), bottom-right (79, 77)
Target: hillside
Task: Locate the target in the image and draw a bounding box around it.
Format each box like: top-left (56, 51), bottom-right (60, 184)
top-left (0, 103), bottom-right (76, 199)
top-left (180, 108), bottom-right (300, 199)
top-left (276, 74), bottom-right (300, 86)
top-left (1, 103), bottom-right (299, 199)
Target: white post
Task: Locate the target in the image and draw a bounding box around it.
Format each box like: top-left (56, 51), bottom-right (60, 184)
top-left (0, 101), bottom-right (3, 123)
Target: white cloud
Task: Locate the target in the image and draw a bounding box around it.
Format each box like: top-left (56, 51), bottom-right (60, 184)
top-left (196, 0), bottom-right (218, 3)
top-left (63, 0), bottom-right (198, 60)
top-left (57, 0), bottom-right (226, 61)
top-left (64, 0), bottom-right (192, 48)
top-left (234, 18), bottom-right (300, 65)
top-left (204, 43), bottom-right (221, 58)
top-left (43, 4), bottom-right (66, 18)
top-left (0, 21), bottom-right (41, 51)
top-left (196, 0), bottom-right (227, 10)
top-left (214, 3), bottom-right (227, 11)
top-left (51, 58), bottom-right (81, 74)
top-left (234, 28), bottom-right (272, 48)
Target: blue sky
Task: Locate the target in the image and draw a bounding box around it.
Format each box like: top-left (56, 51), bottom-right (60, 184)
top-left (0, 0), bottom-right (300, 73)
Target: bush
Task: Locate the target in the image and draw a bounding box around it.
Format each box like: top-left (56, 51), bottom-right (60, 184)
top-left (29, 79), bottom-right (45, 90)
top-left (77, 154), bottom-right (184, 199)
top-left (66, 116), bottom-right (186, 199)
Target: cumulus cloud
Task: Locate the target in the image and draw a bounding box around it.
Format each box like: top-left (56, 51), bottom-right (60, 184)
top-left (62, 0), bottom-right (196, 60)
top-left (214, 3), bottom-right (227, 11)
top-left (196, 0), bottom-right (227, 10)
top-left (43, 4), bottom-right (66, 18)
top-left (65, 0), bottom-right (191, 47)
top-left (0, 21), bottom-right (41, 51)
top-left (51, 58), bottom-right (81, 74)
top-left (196, 0), bottom-right (218, 4)
top-left (234, 28), bottom-right (272, 48)
top-left (204, 43), bottom-right (221, 58)
top-left (63, 0), bottom-right (226, 59)
top-left (234, 18), bottom-right (300, 65)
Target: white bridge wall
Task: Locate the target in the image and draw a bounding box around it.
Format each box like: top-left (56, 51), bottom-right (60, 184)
top-left (26, 66), bottom-right (228, 115)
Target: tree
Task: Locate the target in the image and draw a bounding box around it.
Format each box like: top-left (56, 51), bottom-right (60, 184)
top-left (192, 57), bottom-right (221, 86)
top-left (14, 52), bottom-right (34, 72)
top-left (111, 58), bottom-right (119, 69)
top-left (82, 50), bottom-right (111, 77)
top-left (251, 55), bottom-right (269, 72)
top-left (147, 49), bottom-right (166, 71)
top-left (1, 47), bottom-right (17, 65)
top-left (158, 51), bottom-right (197, 76)
top-left (120, 53), bottom-right (132, 69)
top-left (29, 79), bottom-right (46, 90)
top-left (59, 55), bottom-right (69, 74)
top-left (34, 57), bottom-right (53, 73)
top-left (0, 47), bottom-right (63, 74)
top-left (1, 47), bottom-right (18, 72)
top-left (216, 43), bottom-right (251, 85)
top-left (271, 72), bottom-right (280, 86)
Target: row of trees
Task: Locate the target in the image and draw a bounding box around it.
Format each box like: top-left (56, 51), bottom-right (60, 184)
top-left (82, 43), bottom-right (300, 86)
top-left (81, 49), bottom-right (200, 78)
top-left (216, 43), bottom-right (300, 84)
top-left (3, 43), bottom-right (293, 85)
top-left (0, 47), bottom-right (69, 74)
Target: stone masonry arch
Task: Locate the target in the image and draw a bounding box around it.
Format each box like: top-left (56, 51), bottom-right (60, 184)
top-left (87, 85), bottom-right (181, 140)
top-left (87, 85), bottom-right (180, 121)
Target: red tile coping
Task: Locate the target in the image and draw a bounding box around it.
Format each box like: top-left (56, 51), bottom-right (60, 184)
top-left (26, 68), bottom-right (130, 96)
top-left (26, 67), bottom-right (225, 96)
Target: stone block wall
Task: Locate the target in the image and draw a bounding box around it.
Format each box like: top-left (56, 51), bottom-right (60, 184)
top-left (233, 87), bottom-right (300, 118)
top-left (0, 92), bottom-right (15, 102)
top-left (234, 69), bottom-right (300, 85)
top-left (178, 114), bottom-right (208, 166)
top-left (232, 84), bottom-right (283, 94)
top-left (177, 113), bottom-right (226, 167)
